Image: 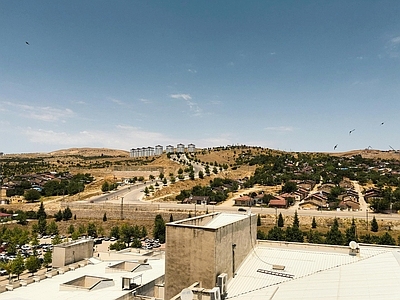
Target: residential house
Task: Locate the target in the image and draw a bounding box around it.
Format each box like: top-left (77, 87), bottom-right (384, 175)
top-left (268, 195), bottom-right (288, 209)
top-left (234, 195), bottom-right (253, 207)
top-left (299, 192), bottom-right (328, 210)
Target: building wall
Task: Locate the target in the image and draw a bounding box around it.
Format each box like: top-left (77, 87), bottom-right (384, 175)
top-left (165, 225), bottom-right (216, 300)
top-left (53, 239), bottom-right (94, 268)
top-left (214, 214), bottom-right (256, 279)
top-left (165, 213), bottom-right (256, 300)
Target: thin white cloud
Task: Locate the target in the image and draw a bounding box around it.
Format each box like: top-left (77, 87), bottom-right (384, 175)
top-left (265, 126), bottom-right (294, 132)
top-left (170, 94), bottom-right (202, 116)
top-left (3, 101), bottom-right (74, 122)
top-left (188, 69), bottom-right (197, 73)
top-left (227, 62), bottom-right (235, 66)
top-left (110, 98), bottom-right (124, 105)
top-left (170, 94), bottom-right (192, 101)
top-left (270, 52), bottom-right (276, 55)
top-left (139, 98), bottom-right (152, 104)
top-left (385, 35), bottom-right (400, 58)
top-left (73, 101), bottom-right (86, 105)
top-left (24, 125), bottom-right (174, 149)
top-left (210, 100), bottom-right (222, 105)
top-left (356, 56), bottom-right (364, 60)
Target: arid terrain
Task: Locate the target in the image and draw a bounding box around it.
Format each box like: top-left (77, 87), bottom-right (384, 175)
top-left (2, 146), bottom-right (400, 238)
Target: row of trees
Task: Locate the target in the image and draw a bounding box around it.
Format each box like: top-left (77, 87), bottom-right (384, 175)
top-left (0, 250), bottom-right (52, 282)
top-left (257, 213), bottom-right (398, 246)
top-left (5, 173), bottom-right (93, 202)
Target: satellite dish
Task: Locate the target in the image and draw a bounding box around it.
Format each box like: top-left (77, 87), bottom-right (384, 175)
top-left (349, 241), bottom-right (358, 250)
top-left (181, 288), bottom-right (193, 300)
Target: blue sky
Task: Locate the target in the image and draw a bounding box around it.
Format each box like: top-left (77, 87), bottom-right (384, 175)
top-left (1, 1), bottom-right (400, 154)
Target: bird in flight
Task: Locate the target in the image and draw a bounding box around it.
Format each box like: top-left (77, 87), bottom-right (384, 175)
top-left (333, 144), bottom-right (338, 150)
top-left (349, 129), bottom-right (355, 135)
top-left (380, 122), bottom-right (385, 126)
top-left (25, 41), bottom-right (30, 45)
top-left (389, 145), bottom-right (395, 151)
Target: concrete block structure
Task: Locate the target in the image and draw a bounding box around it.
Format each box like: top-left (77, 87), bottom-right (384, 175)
top-left (176, 143), bottom-right (185, 153)
top-left (165, 212), bottom-right (257, 299)
top-left (155, 145), bottom-right (163, 155)
top-left (187, 143), bottom-right (196, 153)
top-left (52, 239), bottom-right (94, 268)
top-left (166, 145), bottom-right (174, 153)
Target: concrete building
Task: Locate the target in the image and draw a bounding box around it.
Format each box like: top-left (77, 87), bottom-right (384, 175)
top-left (165, 212), bottom-right (257, 300)
top-left (176, 143), bottom-right (185, 153)
top-left (155, 145), bottom-right (163, 155)
top-left (187, 143), bottom-right (195, 153)
top-left (0, 248), bottom-right (165, 300)
top-left (166, 145), bottom-right (174, 153)
top-left (52, 239), bottom-right (94, 268)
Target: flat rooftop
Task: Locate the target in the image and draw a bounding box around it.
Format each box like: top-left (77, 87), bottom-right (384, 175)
top-left (226, 241), bottom-right (400, 299)
top-left (0, 257), bottom-right (165, 300)
top-left (168, 212), bottom-right (251, 229)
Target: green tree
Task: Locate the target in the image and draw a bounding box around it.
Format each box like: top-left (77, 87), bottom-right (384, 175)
top-left (277, 213), bottom-right (284, 228)
top-left (379, 232), bottom-right (396, 245)
top-left (38, 217), bottom-right (47, 235)
top-left (325, 218), bottom-right (344, 245)
top-left (47, 221), bottom-right (59, 235)
top-left (0, 260), bottom-right (13, 283)
top-left (37, 202), bottom-right (47, 219)
top-left (101, 181), bottom-right (109, 192)
top-left (103, 212), bottom-right (107, 222)
top-left (54, 210), bottom-right (63, 222)
top-left (267, 227), bottom-right (285, 241)
top-left (282, 181), bottom-right (297, 193)
top-left (285, 226), bottom-right (304, 242)
top-left (153, 214), bottom-right (166, 243)
top-left (52, 234), bottom-right (62, 245)
top-left (131, 238), bottom-right (142, 248)
top-left (15, 210), bottom-right (27, 225)
top-left (62, 207), bottom-right (73, 221)
top-left (71, 231), bottom-right (79, 240)
top-left (345, 218), bottom-right (357, 244)
top-left (169, 214), bottom-right (174, 222)
top-left (257, 214), bottom-right (261, 226)
top-left (78, 224), bottom-right (86, 235)
top-left (293, 211), bottom-right (300, 228)
top-left (24, 189), bottom-right (41, 202)
top-left (43, 251), bottom-right (52, 270)
top-left (67, 224), bottom-right (75, 236)
top-left (311, 216), bottom-right (317, 229)
top-left (110, 226), bottom-right (120, 239)
top-left (141, 226), bottom-right (147, 238)
top-left (371, 216), bottom-right (379, 232)
top-left (144, 187), bottom-right (150, 196)
top-left (25, 255), bottom-right (41, 275)
top-left (11, 252), bottom-right (25, 280)
top-left (198, 170), bottom-right (204, 179)
top-left (87, 222), bottom-right (98, 238)
top-left (307, 230), bottom-right (324, 244)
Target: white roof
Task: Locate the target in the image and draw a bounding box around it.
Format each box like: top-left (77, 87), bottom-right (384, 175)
top-left (1, 258), bottom-right (165, 300)
top-left (227, 242), bottom-right (400, 300)
top-left (204, 213), bottom-right (250, 229)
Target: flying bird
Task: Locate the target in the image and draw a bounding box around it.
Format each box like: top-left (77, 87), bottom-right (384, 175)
top-left (389, 145), bottom-right (395, 151)
top-left (349, 129), bottom-right (355, 135)
top-left (380, 122), bottom-right (385, 126)
top-left (333, 144), bottom-right (338, 150)
top-left (25, 41), bottom-right (30, 45)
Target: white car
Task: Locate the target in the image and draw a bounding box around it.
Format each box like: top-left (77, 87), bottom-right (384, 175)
top-left (21, 245), bottom-right (31, 251)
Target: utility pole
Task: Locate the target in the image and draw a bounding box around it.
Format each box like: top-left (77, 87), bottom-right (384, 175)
top-left (120, 197), bottom-right (124, 220)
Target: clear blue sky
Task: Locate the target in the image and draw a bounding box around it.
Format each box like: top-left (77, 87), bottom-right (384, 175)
top-left (1, 1), bottom-right (400, 154)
